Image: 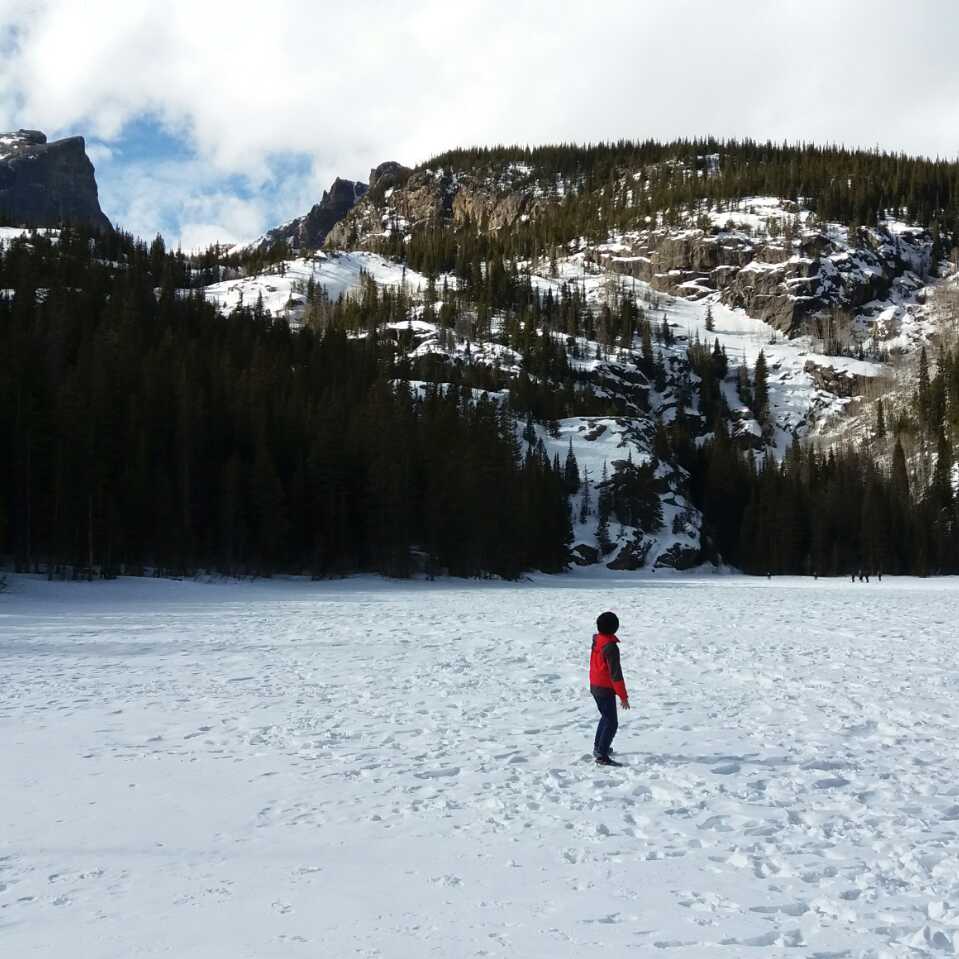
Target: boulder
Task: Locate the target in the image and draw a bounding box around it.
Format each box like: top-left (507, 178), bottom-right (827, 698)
top-left (653, 543), bottom-right (701, 570)
top-left (606, 536), bottom-right (652, 570)
top-left (803, 360), bottom-right (873, 398)
top-left (570, 543), bottom-right (599, 566)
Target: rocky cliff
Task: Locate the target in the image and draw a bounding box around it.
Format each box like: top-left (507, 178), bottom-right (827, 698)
top-left (322, 158), bottom-right (933, 339)
top-left (0, 130), bottom-right (112, 232)
top-left (592, 216), bottom-right (932, 338)
top-left (258, 177), bottom-right (367, 251)
top-left (325, 164), bottom-right (542, 248)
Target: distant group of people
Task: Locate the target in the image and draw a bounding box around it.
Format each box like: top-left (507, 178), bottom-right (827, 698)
top-left (764, 570), bottom-right (884, 581)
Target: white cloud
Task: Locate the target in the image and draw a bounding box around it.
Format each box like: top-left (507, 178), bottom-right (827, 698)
top-left (85, 141), bottom-right (113, 165)
top-left (2, 0), bottom-right (958, 244)
top-left (94, 154), bottom-right (273, 249)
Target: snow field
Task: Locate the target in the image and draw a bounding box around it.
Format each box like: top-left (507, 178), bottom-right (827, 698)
top-left (3, 574), bottom-right (959, 957)
top-left (201, 251), bottom-right (434, 321)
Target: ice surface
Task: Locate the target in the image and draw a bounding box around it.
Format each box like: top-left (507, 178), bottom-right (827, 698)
top-left (3, 573), bottom-right (959, 957)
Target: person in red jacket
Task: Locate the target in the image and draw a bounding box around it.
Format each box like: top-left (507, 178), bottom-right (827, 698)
top-left (589, 611), bottom-right (629, 766)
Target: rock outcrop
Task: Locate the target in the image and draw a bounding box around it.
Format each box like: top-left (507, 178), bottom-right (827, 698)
top-left (324, 158), bottom-right (933, 339)
top-left (259, 177), bottom-right (367, 251)
top-left (325, 166), bottom-right (540, 249)
top-left (802, 360), bottom-right (874, 399)
top-left (594, 222), bottom-right (932, 338)
top-left (0, 130), bottom-right (112, 232)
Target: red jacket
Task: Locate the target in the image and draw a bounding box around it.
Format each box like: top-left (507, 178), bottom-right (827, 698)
top-left (589, 633), bottom-right (628, 702)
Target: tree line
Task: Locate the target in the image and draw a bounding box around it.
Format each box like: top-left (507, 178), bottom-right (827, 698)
top-left (0, 228), bottom-right (571, 579)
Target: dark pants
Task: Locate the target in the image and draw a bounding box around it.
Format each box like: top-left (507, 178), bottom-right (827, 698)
top-left (591, 687), bottom-right (618, 758)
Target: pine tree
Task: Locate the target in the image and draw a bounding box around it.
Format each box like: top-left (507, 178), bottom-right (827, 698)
top-left (641, 321), bottom-right (654, 374)
top-left (653, 352), bottom-right (667, 393)
top-left (563, 438), bottom-right (580, 493)
top-left (932, 428), bottom-right (954, 511)
top-left (660, 314), bottom-right (672, 346)
top-left (711, 338), bottom-right (728, 379)
top-left (918, 347), bottom-right (931, 431)
top-left (596, 461), bottom-right (614, 555)
top-left (753, 350), bottom-right (769, 424)
top-left (892, 436), bottom-right (910, 499)
top-left (522, 411), bottom-right (537, 444)
top-left (704, 303), bottom-right (714, 332)
top-left (578, 468), bottom-right (592, 524)
top-left (737, 363), bottom-right (753, 408)
top-left (875, 398), bottom-right (886, 440)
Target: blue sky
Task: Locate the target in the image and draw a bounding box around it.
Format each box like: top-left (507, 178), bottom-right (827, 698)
top-left (82, 117), bottom-right (317, 247)
top-left (2, 0), bottom-right (957, 249)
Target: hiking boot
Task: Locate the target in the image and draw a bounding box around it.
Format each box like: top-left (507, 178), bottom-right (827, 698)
top-left (594, 755), bottom-right (622, 767)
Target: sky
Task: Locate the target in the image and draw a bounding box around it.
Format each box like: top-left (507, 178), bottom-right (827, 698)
top-left (1, 0), bottom-right (958, 249)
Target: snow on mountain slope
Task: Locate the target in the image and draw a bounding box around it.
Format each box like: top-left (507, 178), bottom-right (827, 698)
top-left (587, 202), bottom-right (934, 339)
top-left (4, 573), bottom-right (959, 958)
top-left (197, 235), bottom-right (947, 572)
top-left (0, 225), bottom-right (60, 245)
top-left (526, 255), bottom-right (893, 454)
top-left (536, 416), bottom-right (701, 570)
top-left (201, 251), bottom-right (434, 322)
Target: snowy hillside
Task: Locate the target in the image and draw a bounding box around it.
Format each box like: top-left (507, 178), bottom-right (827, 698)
top-left (537, 417), bottom-right (701, 570)
top-left (528, 254), bottom-right (903, 453)
top-left (175, 140), bottom-right (959, 576)
top-left (5, 572), bottom-right (959, 957)
top-left (590, 200), bottom-right (934, 340)
top-left (201, 251), bottom-right (434, 323)
top-left (196, 234), bottom-right (949, 571)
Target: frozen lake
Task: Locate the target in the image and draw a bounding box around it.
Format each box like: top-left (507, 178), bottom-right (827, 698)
top-left (3, 573), bottom-right (959, 957)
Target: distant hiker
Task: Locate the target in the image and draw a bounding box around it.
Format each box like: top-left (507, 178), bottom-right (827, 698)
top-left (589, 611), bottom-right (629, 767)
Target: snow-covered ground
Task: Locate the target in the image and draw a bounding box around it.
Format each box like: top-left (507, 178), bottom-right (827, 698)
top-left (4, 573), bottom-right (959, 957)
top-left (201, 252), bottom-right (433, 322)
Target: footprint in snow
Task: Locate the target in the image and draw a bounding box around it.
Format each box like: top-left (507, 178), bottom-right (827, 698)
top-left (414, 766), bottom-right (460, 779)
top-left (814, 776), bottom-right (851, 789)
top-left (711, 763), bottom-right (740, 775)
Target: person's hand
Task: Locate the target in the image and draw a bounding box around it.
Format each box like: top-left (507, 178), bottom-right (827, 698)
top-left (621, 698), bottom-right (630, 710)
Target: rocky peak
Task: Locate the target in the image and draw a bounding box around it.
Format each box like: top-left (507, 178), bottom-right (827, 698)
top-left (0, 129), bottom-right (112, 232)
top-left (255, 176), bottom-right (368, 252)
top-left (368, 161), bottom-right (411, 191)
top-left (0, 129), bottom-right (49, 155)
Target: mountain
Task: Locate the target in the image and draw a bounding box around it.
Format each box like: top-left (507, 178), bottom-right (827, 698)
top-left (4, 136), bottom-right (959, 580)
top-left (211, 139), bottom-right (957, 574)
top-left (254, 177), bottom-right (368, 252)
top-left (0, 130), bottom-right (112, 233)
top-left (244, 162), bottom-right (416, 253)
top-left (322, 152), bottom-right (941, 339)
